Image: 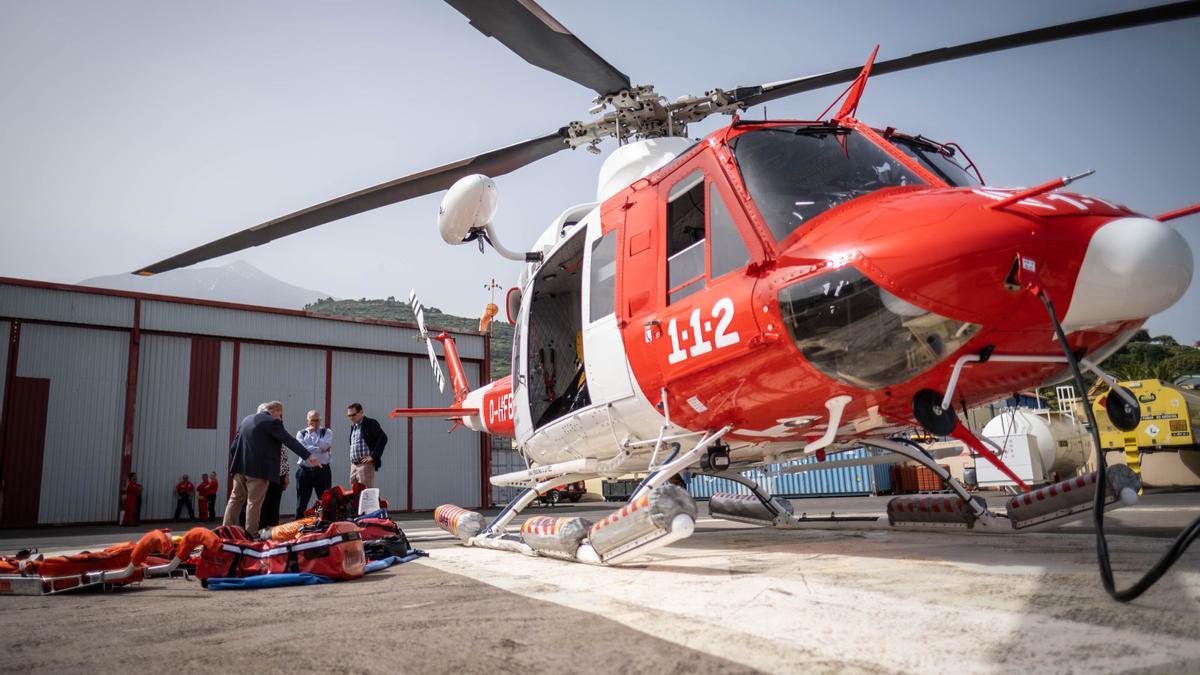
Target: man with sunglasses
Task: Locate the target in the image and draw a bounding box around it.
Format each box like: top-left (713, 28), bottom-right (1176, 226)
top-left (346, 402), bottom-right (387, 490)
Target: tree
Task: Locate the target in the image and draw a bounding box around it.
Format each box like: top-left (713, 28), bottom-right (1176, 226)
top-left (1161, 352), bottom-right (1200, 381)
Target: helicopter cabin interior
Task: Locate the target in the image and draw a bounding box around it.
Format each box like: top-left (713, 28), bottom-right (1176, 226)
top-left (525, 224), bottom-right (591, 429)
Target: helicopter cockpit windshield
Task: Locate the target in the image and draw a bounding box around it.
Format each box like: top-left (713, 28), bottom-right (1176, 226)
top-left (730, 126), bottom-right (924, 243)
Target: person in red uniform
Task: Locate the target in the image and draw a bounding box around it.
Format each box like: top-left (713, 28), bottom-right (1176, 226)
top-left (207, 471), bottom-right (219, 522)
top-left (196, 473), bottom-right (214, 521)
top-left (173, 474), bottom-right (196, 521)
top-left (120, 472), bottom-right (142, 526)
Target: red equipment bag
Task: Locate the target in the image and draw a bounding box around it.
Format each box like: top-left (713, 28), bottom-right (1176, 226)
top-left (316, 484), bottom-right (389, 521)
top-left (355, 518), bottom-right (402, 541)
top-left (195, 521), bottom-right (366, 584)
top-left (318, 484), bottom-right (363, 521)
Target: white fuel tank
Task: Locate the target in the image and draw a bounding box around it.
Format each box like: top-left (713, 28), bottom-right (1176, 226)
top-left (981, 410), bottom-right (1090, 480)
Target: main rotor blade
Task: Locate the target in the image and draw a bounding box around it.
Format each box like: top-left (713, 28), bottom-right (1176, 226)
top-left (134, 130), bottom-right (568, 276)
top-left (735, 0), bottom-right (1200, 108)
top-left (445, 0), bottom-right (631, 97)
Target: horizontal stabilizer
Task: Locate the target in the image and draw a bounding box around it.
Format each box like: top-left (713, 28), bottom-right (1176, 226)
top-left (389, 407), bottom-right (478, 419)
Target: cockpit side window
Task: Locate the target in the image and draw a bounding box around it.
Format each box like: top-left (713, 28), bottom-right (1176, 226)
top-left (666, 171), bottom-right (706, 304)
top-left (888, 136), bottom-right (981, 187)
top-left (730, 127), bottom-right (923, 244)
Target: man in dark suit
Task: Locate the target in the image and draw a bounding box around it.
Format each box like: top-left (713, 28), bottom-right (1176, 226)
top-left (224, 400), bottom-right (320, 535)
top-left (347, 402), bottom-right (387, 490)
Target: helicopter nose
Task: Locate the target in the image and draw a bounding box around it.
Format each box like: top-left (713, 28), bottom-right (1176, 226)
top-left (1061, 216), bottom-right (1193, 331)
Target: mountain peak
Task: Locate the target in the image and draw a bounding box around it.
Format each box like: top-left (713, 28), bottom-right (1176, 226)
top-left (79, 260), bottom-right (329, 309)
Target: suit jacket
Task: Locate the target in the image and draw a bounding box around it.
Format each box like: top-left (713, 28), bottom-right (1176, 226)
top-left (229, 412), bottom-right (312, 482)
top-left (360, 415), bottom-right (388, 470)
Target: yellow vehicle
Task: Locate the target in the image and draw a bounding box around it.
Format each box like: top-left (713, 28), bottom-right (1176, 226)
top-left (1090, 379), bottom-right (1200, 487)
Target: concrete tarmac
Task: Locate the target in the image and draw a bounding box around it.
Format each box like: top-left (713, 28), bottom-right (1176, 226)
top-left (2, 491), bottom-right (1198, 673)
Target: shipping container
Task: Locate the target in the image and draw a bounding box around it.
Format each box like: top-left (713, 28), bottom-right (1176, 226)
top-left (688, 448), bottom-right (894, 500)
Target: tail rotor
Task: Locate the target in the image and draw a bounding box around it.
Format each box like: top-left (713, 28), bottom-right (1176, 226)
top-left (409, 289), bottom-right (447, 394)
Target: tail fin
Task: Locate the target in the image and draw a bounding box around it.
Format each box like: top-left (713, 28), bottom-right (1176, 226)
top-left (409, 289), bottom-right (446, 394)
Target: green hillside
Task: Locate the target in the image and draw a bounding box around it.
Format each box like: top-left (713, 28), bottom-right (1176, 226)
top-left (304, 297), bottom-right (513, 381)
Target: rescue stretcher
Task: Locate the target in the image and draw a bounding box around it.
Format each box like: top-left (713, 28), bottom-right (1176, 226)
top-left (0, 529), bottom-right (176, 596)
top-left (0, 487), bottom-right (415, 596)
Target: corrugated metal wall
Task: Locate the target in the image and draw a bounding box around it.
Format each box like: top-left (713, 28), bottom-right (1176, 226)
top-left (140, 300), bottom-right (485, 360)
top-left (237, 343), bottom-right (326, 518)
top-left (0, 280), bottom-right (488, 525)
top-left (132, 335), bottom-right (234, 520)
top-left (0, 285), bottom-right (134, 328)
top-left (490, 441), bottom-right (526, 505)
top-left (330, 351), bottom-right (409, 511)
top-left (689, 448), bottom-right (892, 500)
top-left (16, 324), bottom-right (128, 524)
top-left (411, 356), bottom-right (482, 509)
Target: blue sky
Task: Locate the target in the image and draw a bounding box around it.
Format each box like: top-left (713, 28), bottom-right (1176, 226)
top-left (1, 1), bottom-right (1197, 341)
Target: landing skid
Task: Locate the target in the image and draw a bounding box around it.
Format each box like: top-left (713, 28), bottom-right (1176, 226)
top-left (704, 436), bottom-right (1141, 534)
top-left (435, 427), bottom-right (731, 565)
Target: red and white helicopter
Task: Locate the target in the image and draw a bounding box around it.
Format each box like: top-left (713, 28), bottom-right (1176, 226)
top-left (139, 2), bottom-right (1199, 584)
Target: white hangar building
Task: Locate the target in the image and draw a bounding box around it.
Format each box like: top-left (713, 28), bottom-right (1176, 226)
top-left (0, 278), bottom-right (491, 527)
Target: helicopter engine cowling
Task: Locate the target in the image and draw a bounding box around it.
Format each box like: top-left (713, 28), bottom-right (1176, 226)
top-left (438, 174), bottom-right (497, 245)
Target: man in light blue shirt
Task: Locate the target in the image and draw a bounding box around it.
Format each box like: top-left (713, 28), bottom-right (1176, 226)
top-left (295, 410), bottom-right (334, 515)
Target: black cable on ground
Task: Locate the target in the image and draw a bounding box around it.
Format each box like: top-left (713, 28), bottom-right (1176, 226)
top-left (1038, 290), bottom-right (1200, 602)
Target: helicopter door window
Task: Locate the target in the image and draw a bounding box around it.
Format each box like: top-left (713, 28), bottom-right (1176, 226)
top-left (666, 171), bottom-right (706, 304)
top-left (708, 182), bottom-right (750, 279)
top-left (589, 230), bottom-right (617, 322)
top-left (512, 293), bottom-right (525, 386)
